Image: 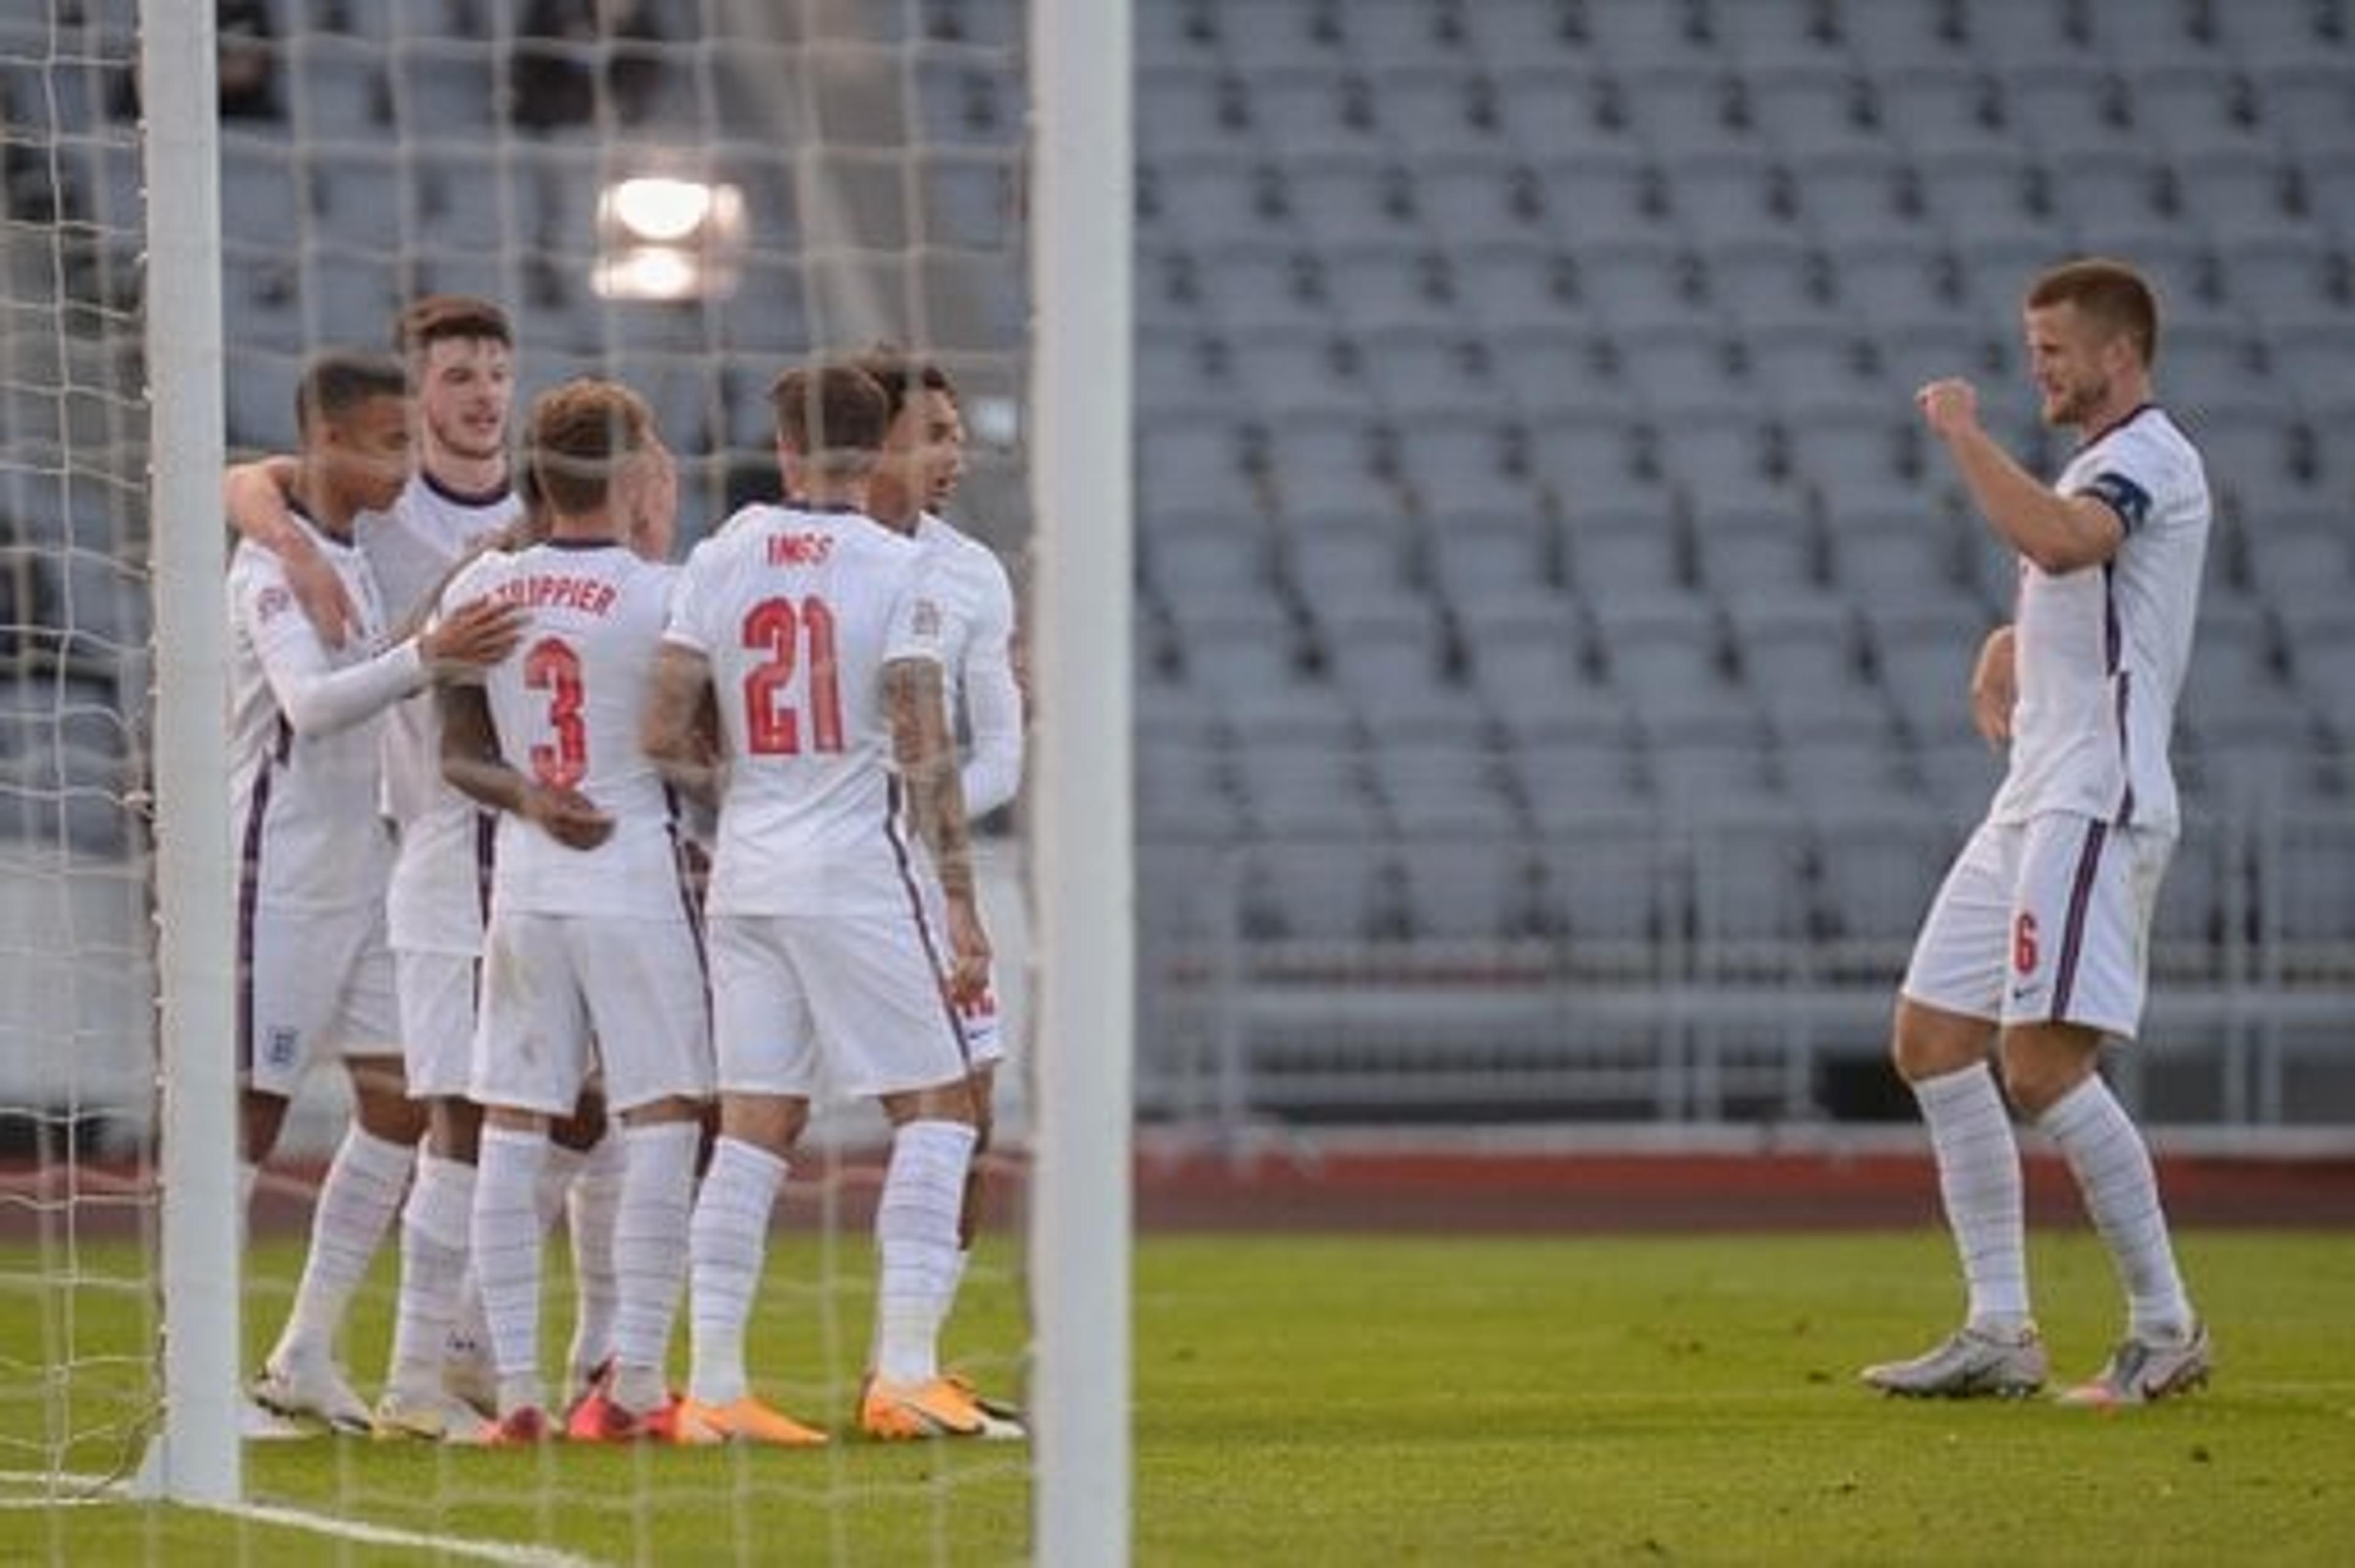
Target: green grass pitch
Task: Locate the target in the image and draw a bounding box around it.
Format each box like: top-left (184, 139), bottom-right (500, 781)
top-left (3, 1228), bottom-right (2352, 1564)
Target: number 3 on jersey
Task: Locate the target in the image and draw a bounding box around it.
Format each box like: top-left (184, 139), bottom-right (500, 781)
top-left (524, 636), bottom-right (586, 787)
top-left (743, 595), bottom-right (843, 755)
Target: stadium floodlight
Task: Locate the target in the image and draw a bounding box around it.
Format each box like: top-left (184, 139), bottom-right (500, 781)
top-left (592, 173), bottom-right (745, 300)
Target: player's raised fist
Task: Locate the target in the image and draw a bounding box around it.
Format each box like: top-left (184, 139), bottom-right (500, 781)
top-left (1916, 377), bottom-right (1980, 437)
top-left (421, 596), bottom-right (528, 674)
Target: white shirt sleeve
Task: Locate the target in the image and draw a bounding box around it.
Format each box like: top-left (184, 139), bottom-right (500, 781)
top-left (238, 552), bottom-right (426, 738)
top-left (883, 558), bottom-right (951, 669)
top-left (957, 556), bottom-right (1024, 817)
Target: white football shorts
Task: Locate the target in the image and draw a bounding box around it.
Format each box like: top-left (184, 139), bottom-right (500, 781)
top-left (470, 910), bottom-right (713, 1116)
top-left (707, 910), bottom-right (979, 1101)
top-left (1902, 811), bottom-right (2173, 1041)
top-left (396, 948), bottom-right (480, 1100)
top-left (240, 900), bottom-right (402, 1099)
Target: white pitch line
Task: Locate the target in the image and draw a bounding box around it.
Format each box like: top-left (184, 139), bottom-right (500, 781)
top-left (0, 1472), bottom-right (606, 1566)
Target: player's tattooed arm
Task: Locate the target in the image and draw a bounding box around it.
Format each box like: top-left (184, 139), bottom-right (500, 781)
top-left (438, 682), bottom-right (612, 849)
top-left (886, 654), bottom-right (990, 1004)
top-left (643, 643), bottom-right (726, 805)
top-left (225, 453), bottom-right (356, 647)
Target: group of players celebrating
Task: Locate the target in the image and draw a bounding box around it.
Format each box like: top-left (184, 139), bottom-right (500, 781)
top-left (224, 295), bottom-right (1024, 1446)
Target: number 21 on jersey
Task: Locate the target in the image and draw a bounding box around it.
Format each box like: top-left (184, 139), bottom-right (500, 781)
top-left (743, 595), bottom-right (843, 755)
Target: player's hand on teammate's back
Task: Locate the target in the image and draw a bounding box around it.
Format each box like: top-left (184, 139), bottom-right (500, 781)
top-left (521, 782), bottom-right (615, 850)
top-left (282, 535), bottom-right (358, 649)
top-left (1916, 377), bottom-right (1980, 438)
top-left (942, 897), bottom-right (992, 1008)
top-left (1970, 625), bottom-right (2018, 746)
top-left (420, 596), bottom-right (528, 676)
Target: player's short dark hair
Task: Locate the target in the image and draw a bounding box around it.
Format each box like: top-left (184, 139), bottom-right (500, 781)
top-left (392, 294), bottom-right (513, 358)
top-left (768, 362), bottom-right (890, 470)
top-left (295, 351), bottom-right (408, 438)
top-left (851, 343), bottom-right (957, 426)
top-left (2026, 258), bottom-right (2159, 367)
top-left (525, 377), bottom-right (656, 516)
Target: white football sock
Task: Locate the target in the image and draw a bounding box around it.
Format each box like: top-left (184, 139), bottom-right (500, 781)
top-left (273, 1125), bottom-right (413, 1364)
top-left (873, 1120), bottom-right (976, 1385)
top-left (564, 1132), bottom-right (626, 1388)
top-left (386, 1153), bottom-right (475, 1398)
top-left (1912, 1062), bottom-right (2031, 1332)
top-left (471, 1125), bottom-right (550, 1413)
top-left (687, 1137), bottom-right (786, 1407)
top-left (2038, 1075), bottom-right (2194, 1339)
top-left (608, 1122), bottom-right (699, 1414)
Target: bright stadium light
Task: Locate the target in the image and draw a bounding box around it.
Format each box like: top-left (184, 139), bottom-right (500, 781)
top-left (592, 172), bottom-right (745, 299)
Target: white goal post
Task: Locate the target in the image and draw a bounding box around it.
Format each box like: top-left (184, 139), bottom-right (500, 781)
top-left (133, 0), bottom-right (237, 1510)
top-left (1027, 0), bottom-right (1135, 1562)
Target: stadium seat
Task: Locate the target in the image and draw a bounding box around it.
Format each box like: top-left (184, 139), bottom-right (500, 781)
top-left (1138, 64), bottom-right (1254, 158)
top-left (1194, 242), bottom-right (1331, 336)
top-left (2174, 146), bottom-right (2322, 248)
top-left (1745, 62), bottom-right (1882, 159)
top-left (1872, 63), bottom-right (2007, 159)
top-left (1414, 152), bottom-right (1548, 242)
top-left (1371, 66), bottom-right (1508, 160)
top-left (1915, 148), bottom-right (2053, 248)
top-left (1668, 148), bottom-right (1800, 249)
top-left (1325, 246), bottom-right (1463, 334)
top-left (1225, 328), bottom-right (1362, 417)
top-left (1771, 712), bottom-right (1921, 814)
top-left (1282, 152), bottom-right (1419, 250)
top-left (1688, 495), bottom-right (1821, 599)
top-left (1534, 148), bottom-right (1675, 243)
top-left (1356, 329), bottom-right (1498, 424)
top-left (1380, 838), bottom-right (1540, 940)
top-left (1790, 147), bottom-right (1924, 250)
top-left (1390, 417), bottom-right (1541, 516)
top-left (1148, 521), bottom-right (1274, 603)
top-left (1282, 522), bottom-right (1409, 610)
top-left (1374, 738), bottom-right (1523, 838)
top-left (1588, 0), bottom-right (1715, 72)
top-left (1424, 516), bottom-right (1560, 609)
top-left (1257, 414), bottom-right (1397, 516)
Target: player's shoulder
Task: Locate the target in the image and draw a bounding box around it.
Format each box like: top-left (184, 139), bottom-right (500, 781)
top-left (443, 543), bottom-right (516, 600)
top-left (2091, 405), bottom-right (2200, 476)
top-left (919, 513), bottom-right (1010, 581)
top-left (397, 468), bottom-right (522, 539)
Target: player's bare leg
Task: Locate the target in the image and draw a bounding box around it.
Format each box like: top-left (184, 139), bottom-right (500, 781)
top-left (2003, 1020), bottom-right (2208, 1405)
top-left (255, 1054), bottom-right (419, 1432)
top-left (676, 1092), bottom-right (828, 1445)
top-left (1862, 1001), bottom-right (2048, 1398)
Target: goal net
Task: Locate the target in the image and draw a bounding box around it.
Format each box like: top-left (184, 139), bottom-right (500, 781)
top-left (2, 0), bottom-right (1130, 1561)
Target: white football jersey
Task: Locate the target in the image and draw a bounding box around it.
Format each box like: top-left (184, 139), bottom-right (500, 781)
top-left (665, 502), bottom-right (951, 917)
top-left (228, 508), bottom-right (418, 911)
top-left (374, 472), bottom-right (521, 952)
top-left (442, 539), bottom-right (682, 918)
top-left (1991, 405), bottom-right (2210, 835)
top-left (916, 511), bottom-right (1023, 817)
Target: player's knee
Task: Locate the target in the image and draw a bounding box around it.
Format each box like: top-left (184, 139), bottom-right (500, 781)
top-left (1996, 1027), bottom-right (2099, 1118)
top-left (1890, 999), bottom-right (1991, 1084)
top-left (718, 1094), bottom-right (805, 1157)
